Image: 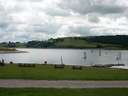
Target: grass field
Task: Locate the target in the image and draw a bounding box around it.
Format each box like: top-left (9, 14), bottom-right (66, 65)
top-left (53, 38), bottom-right (123, 49)
top-left (0, 64), bottom-right (128, 80)
top-left (55, 38), bottom-right (97, 48)
top-left (0, 88), bottom-right (128, 96)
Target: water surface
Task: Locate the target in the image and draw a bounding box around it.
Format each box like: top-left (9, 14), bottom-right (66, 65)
top-left (0, 48), bottom-right (128, 67)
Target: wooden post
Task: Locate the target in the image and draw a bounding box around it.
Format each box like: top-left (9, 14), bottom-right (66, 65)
top-left (116, 52), bottom-right (122, 64)
top-left (61, 56), bottom-right (63, 65)
top-left (99, 49), bottom-right (101, 56)
top-left (83, 52), bottom-right (87, 64)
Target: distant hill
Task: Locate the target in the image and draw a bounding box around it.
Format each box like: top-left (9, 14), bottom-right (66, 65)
top-left (0, 35), bottom-right (128, 49)
top-left (51, 37), bottom-right (97, 48)
top-left (50, 35), bottom-right (128, 49)
top-left (86, 35), bottom-right (128, 46)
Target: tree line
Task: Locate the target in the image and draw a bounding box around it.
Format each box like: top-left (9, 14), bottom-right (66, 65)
top-left (0, 35), bottom-right (128, 48)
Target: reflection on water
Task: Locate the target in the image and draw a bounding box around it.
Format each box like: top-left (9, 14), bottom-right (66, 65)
top-left (0, 48), bottom-right (128, 67)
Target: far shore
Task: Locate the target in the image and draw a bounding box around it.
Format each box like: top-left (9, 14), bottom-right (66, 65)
top-left (0, 48), bottom-right (26, 54)
top-left (1, 47), bottom-right (128, 51)
top-left (0, 51), bottom-right (27, 54)
top-left (15, 47), bottom-right (128, 51)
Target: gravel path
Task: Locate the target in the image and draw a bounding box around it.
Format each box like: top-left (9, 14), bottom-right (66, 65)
top-left (0, 80), bottom-right (128, 88)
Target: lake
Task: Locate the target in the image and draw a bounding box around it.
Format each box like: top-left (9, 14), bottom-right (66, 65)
top-left (0, 48), bottom-right (128, 68)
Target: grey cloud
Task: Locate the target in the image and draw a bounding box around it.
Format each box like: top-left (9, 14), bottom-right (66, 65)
top-left (29, 23), bottom-right (60, 35)
top-left (43, 7), bottom-right (71, 16)
top-left (67, 26), bottom-right (98, 36)
top-left (29, 0), bottom-right (43, 1)
top-left (56, 25), bottom-right (99, 37)
top-left (0, 23), bottom-right (9, 31)
top-left (59, 0), bottom-right (127, 15)
top-left (0, 6), bottom-right (11, 32)
top-left (92, 5), bottom-right (126, 14)
top-left (0, 15), bottom-right (9, 30)
top-left (87, 14), bottom-right (100, 23)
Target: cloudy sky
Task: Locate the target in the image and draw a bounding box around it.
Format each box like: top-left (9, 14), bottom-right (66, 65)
top-left (0, 0), bottom-right (128, 42)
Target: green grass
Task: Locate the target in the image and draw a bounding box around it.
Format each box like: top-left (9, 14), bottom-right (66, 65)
top-left (0, 64), bottom-right (128, 80)
top-left (54, 38), bottom-right (124, 49)
top-left (55, 38), bottom-right (97, 48)
top-left (0, 88), bottom-right (128, 96)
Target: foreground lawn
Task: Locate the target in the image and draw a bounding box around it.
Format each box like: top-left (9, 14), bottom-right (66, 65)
top-left (0, 88), bottom-right (128, 96)
top-left (0, 64), bottom-right (128, 80)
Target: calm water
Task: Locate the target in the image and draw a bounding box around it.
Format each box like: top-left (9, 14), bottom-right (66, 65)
top-left (0, 48), bottom-right (128, 67)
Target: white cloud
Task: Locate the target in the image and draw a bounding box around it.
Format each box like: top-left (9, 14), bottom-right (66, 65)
top-left (0, 0), bottom-right (128, 42)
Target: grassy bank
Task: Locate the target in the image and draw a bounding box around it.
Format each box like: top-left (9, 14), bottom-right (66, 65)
top-left (0, 88), bottom-right (128, 96)
top-left (0, 64), bottom-right (128, 80)
top-left (0, 48), bottom-right (16, 51)
top-left (54, 38), bottom-right (97, 48)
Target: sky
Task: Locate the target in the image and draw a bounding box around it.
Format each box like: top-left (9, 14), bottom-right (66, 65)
top-left (0, 0), bottom-right (128, 42)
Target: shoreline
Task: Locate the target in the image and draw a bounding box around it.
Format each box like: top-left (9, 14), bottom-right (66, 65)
top-left (0, 50), bottom-right (27, 54)
top-left (3, 63), bottom-right (128, 70)
top-left (17, 47), bottom-right (128, 51)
